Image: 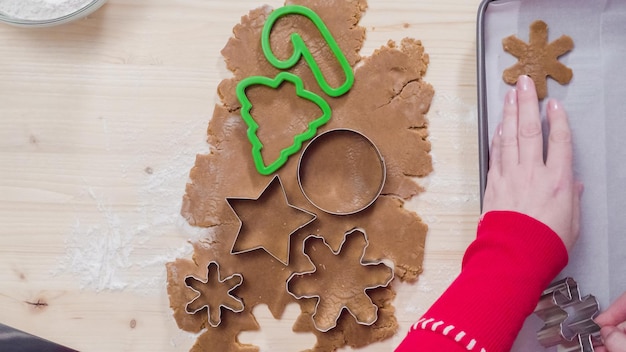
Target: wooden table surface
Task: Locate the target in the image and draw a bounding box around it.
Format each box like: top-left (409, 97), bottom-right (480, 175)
top-left (0, 0), bottom-right (481, 350)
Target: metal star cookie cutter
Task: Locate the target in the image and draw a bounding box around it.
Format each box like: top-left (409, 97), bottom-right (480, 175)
top-left (286, 228), bottom-right (394, 332)
top-left (226, 175), bottom-right (317, 266)
top-left (297, 129), bottom-right (386, 216)
top-left (184, 261), bottom-right (244, 328)
top-left (534, 277), bottom-right (602, 352)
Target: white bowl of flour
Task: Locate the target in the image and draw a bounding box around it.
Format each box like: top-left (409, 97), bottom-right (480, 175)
top-left (0, 0), bottom-right (107, 27)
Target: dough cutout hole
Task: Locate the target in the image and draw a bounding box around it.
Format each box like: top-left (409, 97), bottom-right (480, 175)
top-left (298, 129), bottom-right (386, 215)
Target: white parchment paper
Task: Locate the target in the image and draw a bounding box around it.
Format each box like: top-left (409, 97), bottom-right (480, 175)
top-left (482, 0), bottom-right (626, 350)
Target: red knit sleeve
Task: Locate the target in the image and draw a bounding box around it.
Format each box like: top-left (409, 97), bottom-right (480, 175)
top-left (396, 211), bottom-right (568, 352)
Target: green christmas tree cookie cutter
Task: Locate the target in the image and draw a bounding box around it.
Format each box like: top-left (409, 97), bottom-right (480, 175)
top-left (236, 4), bottom-right (355, 175)
top-left (236, 72), bottom-right (331, 176)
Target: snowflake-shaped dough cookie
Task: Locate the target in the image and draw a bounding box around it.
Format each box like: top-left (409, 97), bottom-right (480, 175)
top-left (286, 229), bottom-right (394, 332)
top-left (502, 20), bottom-right (573, 99)
top-left (185, 262), bottom-right (245, 327)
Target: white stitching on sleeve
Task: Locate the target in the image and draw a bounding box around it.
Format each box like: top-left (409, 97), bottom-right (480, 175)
top-left (406, 317), bottom-right (486, 352)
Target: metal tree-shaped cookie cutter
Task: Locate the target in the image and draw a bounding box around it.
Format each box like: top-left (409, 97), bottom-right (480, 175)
top-left (534, 277), bottom-right (602, 352)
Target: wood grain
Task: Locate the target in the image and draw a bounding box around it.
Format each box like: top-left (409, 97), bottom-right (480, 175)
top-left (0, 0), bottom-right (481, 350)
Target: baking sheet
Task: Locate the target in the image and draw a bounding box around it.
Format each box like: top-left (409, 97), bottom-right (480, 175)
top-left (480, 0), bottom-right (626, 350)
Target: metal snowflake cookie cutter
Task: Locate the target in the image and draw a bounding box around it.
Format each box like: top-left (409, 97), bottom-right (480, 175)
top-left (226, 175), bottom-right (317, 266)
top-left (297, 129), bottom-right (386, 216)
top-left (286, 228), bottom-right (394, 332)
top-left (534, 277), bottom-right (602, 352)
top-left (184, 261), bottom-right (244, 328)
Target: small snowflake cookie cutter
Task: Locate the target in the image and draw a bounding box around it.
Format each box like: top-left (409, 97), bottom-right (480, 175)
top-left (286, 229), bottom-right (394, 332)
top-left (297, 128), bottom-right (386, 216)
top-left (184, 261), bottom-right (245, 328)
top-left (226, 175), bottom-right (317, 266)
top-left (534, 277), bottom-right (602, 352)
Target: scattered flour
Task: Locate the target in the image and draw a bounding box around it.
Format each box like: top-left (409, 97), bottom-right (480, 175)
top-left (55, 117), bottom-right (212, 293)
top-left (239, 304), bottom-right (317, 352)
top-left (0, 0), bottom-right (93, 21)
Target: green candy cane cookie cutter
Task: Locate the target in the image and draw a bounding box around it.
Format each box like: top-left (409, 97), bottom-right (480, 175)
top-left (261, 5), bottom-right (354, 97)
top-left (236, 4), bottom-right (355, 176)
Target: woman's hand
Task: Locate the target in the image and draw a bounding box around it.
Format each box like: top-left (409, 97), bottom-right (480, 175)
top-left (482, 75), bottom-right (582, 251)
top-left (595, 292), bottom-right (626, 352)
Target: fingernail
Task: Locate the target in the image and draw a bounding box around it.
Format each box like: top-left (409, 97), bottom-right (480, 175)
top-left (548, 99), bottom-right (560, 111)
top-left (497, 123), bottom-right (503, 136)
top-left (506, 89), bottom-right (517, 105)
top-left (518, 75), bottom-right (531, 91)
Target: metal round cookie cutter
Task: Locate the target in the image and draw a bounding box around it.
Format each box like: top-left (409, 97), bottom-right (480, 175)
top-left (297, 128), bottom-right (386, 216)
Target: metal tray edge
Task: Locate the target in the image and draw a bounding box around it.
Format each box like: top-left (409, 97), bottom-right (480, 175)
top-left (476, 0), bottom-right (497, 211)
